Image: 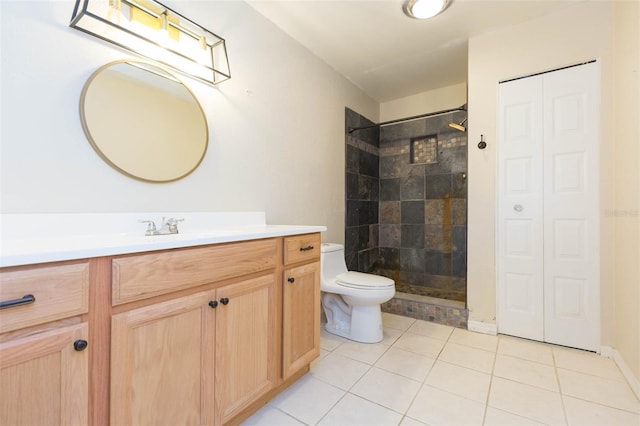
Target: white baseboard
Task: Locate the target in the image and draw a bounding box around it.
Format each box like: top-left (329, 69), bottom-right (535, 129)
top-left (601, 346), bottom-right (640, 400)
top-left (467, 320), bottom-right (497, 336)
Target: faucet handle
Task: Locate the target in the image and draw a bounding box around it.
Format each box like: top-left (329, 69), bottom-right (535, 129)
top-left (166, 217), bottom-right (184, 234)
top-left (139, 220), bottom-right (157, 236)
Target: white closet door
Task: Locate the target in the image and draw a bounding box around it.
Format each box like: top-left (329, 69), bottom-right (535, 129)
top-left (497, 76), bottom-right (544, 341)
top-left (543, 63), bottom-right (600, 351)
top-left (497, 62), bottom-right (600, 352)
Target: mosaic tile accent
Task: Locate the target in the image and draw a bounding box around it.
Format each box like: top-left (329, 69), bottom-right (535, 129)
top-left (411, 136), bottom-right (438, 164)
top-left (346, 135), bottom-right (379, 156)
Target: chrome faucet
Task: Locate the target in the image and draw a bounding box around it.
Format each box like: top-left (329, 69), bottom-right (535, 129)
top-left (139, 217), bottom-right (184, 236)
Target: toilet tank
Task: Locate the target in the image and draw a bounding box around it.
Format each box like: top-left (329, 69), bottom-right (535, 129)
top-left (320, 243), bottom-right (348, 280)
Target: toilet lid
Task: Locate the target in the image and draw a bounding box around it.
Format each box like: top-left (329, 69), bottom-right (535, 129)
top-left (336, 272), bottom-right (394, 290)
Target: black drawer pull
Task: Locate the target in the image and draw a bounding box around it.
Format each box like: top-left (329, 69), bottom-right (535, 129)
top-left (0, 294), bottom-right (36, 310)
top-left (299, 245), bottom-right (314, 252)
top-left (287, 277), bottom-right (295, 283)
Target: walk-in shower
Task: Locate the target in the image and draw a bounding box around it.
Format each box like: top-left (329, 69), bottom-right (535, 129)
top-left (345, 106), bottom-right (468, 326)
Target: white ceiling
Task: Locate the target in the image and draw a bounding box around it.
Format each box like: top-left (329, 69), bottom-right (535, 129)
top-left (245, 0), bottom-right (579, 102)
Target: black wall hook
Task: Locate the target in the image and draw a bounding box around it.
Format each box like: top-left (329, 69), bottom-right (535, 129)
top-left (478, 135), bottom-right (487, 149)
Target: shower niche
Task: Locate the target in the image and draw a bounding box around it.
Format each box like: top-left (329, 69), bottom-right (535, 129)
top-left (410, 135), bottom-right (438, 164)
top-left (345, 107), bottom-right (468, 327)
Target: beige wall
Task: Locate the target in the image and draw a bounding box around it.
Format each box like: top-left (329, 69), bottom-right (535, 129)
top-left (612, 0), bottom-right (640, 382)
top-left (380, 83), bottom-right (467, 122)
top-left (468, 0), bottom-right (639, 381)
top-left (0, 1), bottom-right (379, 245)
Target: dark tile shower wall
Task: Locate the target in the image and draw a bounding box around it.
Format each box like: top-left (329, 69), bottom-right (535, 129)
top-left (378, 112), bottom-right (467, 302)
top-left (344, 108), bottom-right (467, 303)
top-left (344, 108), bottom-right (380, 272)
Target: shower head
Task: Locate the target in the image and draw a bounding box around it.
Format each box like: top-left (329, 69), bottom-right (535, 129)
top-left (448, 117), bottom-right (467, 132)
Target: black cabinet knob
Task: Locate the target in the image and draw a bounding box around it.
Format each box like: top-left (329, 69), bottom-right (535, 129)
top-left (73, 339), bottom-right (88, 352)
top-left (208, 300), bottom-right (218, 309)
top-left (220, 298), bottom-right (229, 305)
top-left (287, 277), bottom-right (295, 283)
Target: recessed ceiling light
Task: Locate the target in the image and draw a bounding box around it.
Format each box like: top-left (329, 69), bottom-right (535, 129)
top-left (403, 0), bottom-right (452, 19)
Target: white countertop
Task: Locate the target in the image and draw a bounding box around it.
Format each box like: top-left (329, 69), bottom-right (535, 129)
top-left (0, 212), bottom-right (326, 267)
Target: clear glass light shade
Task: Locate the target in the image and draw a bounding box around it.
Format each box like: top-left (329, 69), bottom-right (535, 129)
top-left (403, 0), bottom-right (452, 19)
top-left (70, 0), bottom-right (230, 86)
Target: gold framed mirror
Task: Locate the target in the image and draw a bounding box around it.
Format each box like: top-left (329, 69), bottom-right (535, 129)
top-left (80, 60), bottom-right (208, 182)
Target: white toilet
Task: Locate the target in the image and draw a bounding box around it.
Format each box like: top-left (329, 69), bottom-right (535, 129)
top-left (320, 243), bottom-right (395, 343)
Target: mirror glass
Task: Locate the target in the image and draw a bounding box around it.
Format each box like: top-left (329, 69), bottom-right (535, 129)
top-left (80, 60), bottom-right (208, 182)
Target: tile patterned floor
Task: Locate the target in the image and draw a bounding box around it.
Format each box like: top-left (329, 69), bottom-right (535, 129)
top-left (243, 313), bottom-right (640, 425)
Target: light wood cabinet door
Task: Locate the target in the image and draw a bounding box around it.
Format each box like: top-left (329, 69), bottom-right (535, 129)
top-left (282, 262), bottom-right (320, 379)
top-left (0, 323), bottom-right (89, 426)
top-left (110, 291), bottom-right (216, 426)
top-left (214, 273), bottom-right (279, 425)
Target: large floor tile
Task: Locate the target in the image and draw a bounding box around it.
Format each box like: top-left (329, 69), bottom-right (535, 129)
top-left (557, 368), bottom-right (640, 413)
top-left (493, 354), bottom-right (559, 392)
top-left (438, 341), bottom-right (496, 373)
top-left (318, 393), bottom-right (403, 426)
top-left (269, 374), bottom-right (345, 425)
top-left (448, 327), bottom-right (499, 352)
top-left (320, 327), bottom-right (348, 351)
top-left (382, 313), bottom-right (416, 331)
top-left (241, 405), bottom-right (305, 426)
top-left (351, 367), bottom-right (422, 413)
top-left (563, 395), bottom-right (640, 426)
top-left (399, 416), bottom-right (428, 426)
top-left (375, 347), bottom-right (436, 382)
top-left (333, 341), bottom-right (390, 364)
top-left (406, 319), bottom-right (454, 341)
top-left (488, 377), bottom-right (566, 425)
top-left (483, 407), bottom-right (544, 425)
top-left (310, 352), bottom-right (371, 390)
top-left (425, 360), bottom-right (491, 403)
top-left (497, 336), bottom-right (555, 365)
top-left (381, 327), bottom-right (404, 346)
top-left (407, 385), bottom-right (486, 426)
top-left (553, 347), bottom-right (626, 382)
top-left (393, 332), bottom-right (447, 358)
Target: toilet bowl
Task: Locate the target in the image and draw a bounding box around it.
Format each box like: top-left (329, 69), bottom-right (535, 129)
top-left (320, 243), bottom-right (395, 343)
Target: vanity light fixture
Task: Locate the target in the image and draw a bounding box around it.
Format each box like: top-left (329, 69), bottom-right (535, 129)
top-left (402, 0), bottom-right (452, 19)
top-left (70, 0), bottom-right (230, 86)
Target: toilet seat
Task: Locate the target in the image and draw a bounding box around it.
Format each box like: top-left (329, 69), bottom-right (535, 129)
top-left (336, 272), bottom-right (394, 290)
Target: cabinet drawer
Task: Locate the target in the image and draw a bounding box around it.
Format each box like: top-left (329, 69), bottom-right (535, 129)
top-left (0, 262), bottom-right (90, 333)
top-left (283, 234), bottom-right (321, 265)
top-left (112, 238), bottom-right (278, 305)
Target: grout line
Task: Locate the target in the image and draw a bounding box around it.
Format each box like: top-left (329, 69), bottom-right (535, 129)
top-left (552, 344), bottom-right (571, 426)
top-left (480, 334), bottom-right (500, 425)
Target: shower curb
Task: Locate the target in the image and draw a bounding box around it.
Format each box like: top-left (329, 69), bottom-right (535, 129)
top-left (382, 291), bottom-right (468, 328)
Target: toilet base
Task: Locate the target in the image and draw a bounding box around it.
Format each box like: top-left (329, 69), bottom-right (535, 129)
top-left (323, 300), bottom-right (384, 344)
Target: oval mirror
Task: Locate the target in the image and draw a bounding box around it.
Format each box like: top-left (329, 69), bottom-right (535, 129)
top-left (80, 60), bottom-right (208, 182)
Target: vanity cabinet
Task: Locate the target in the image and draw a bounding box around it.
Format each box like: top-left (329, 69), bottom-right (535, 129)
top-left (282, 234), bottom-right (321, 379)
top-left (0, 232), bottom-right (321, 426)
top-left (282, 262), bottom-right (320, 379)
top-left (110, 290), bottom-right (216, 425)
top-left (0, 261), bottom-right (90, 425)
top-left (109, 238), bottom-right (282, 426)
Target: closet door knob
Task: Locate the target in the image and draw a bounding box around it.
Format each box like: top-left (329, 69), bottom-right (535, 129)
top-left (220, 298), bottom-right (229, 305)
